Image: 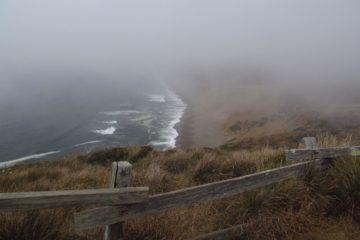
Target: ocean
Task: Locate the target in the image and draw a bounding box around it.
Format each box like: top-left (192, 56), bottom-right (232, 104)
top-left (0, 73), bottom-right (186, 168)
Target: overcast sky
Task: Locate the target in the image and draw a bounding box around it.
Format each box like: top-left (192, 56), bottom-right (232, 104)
top-left (1, 0), bottom-right (360, 86)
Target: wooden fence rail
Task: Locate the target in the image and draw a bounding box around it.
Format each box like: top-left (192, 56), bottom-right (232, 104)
top-left (285, 147), bottom-right (360, 161)
top-left (285, 135), bottom-right (360, 161)
top-left (0, 187), bottom-right (148, 211)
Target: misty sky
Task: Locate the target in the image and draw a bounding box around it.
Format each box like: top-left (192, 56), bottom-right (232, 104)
top-left (1, 0), bottom-right (360, 87)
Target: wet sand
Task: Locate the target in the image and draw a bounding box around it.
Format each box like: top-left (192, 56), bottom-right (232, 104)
top-left (175, 102), bottom-right (195, 149)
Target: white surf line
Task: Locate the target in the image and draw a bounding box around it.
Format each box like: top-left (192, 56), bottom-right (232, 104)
top-left (74, 140), bottom-right (104, 147)
top-left (102, 120), bottom-right (118, 124)
top-left (100, 110), bottom-right (141, 116)
top-left (147, 94), bottom-right (166, 103)
top-left (0, 139), bottom-right (106, 169)
top-left (0, 151), bottom-right (61, 169)
top-left (149, 88), bottom-right (187, 150)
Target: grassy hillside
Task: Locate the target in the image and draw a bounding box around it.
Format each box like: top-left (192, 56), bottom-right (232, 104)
top-left (1, 135), bottom-right (360, 239)
top-left (222, 108), bottom-right (360, 151)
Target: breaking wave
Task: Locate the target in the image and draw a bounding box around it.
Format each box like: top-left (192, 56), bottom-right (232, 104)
top-left (92, 126), bottom-right (116, 135)
top-left (102, 120), bottom-right (118, 124)
top-left (149, 89), bottom-right (186, 150)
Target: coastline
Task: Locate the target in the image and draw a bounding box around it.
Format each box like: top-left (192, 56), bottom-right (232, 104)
top-left (169, 81), bottom-right (225, 149)
top-left (0, 83), bottom-right (216, 168)
top-left (175, 99), bottom-right (195, 149)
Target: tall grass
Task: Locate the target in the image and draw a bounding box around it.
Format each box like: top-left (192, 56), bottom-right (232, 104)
top-left (316, 133), bottom-right (353, 148)
top-left (1, 137), bottom-right (360, 239)
top-left (0, 210), bottom-right (77, 240)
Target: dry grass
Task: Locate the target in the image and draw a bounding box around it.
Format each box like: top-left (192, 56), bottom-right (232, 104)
top-left (1, 135), bottom-right (360, 239)
top-left (316, 133), bottom-right (353, 148)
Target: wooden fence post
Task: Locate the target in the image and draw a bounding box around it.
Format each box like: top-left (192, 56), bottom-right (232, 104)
top-left (104, 161), bottom-right (132, 240)
top-left (301, 137), bottom-right (329, 169)
top-left (301, 137), bottom-right (317, 150)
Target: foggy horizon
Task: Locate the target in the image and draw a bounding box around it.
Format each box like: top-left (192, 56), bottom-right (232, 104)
top-left (1, 0), bottom-right (360, 87)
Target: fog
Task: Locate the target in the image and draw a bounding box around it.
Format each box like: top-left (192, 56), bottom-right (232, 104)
top-left (1, 0), bottom-right (360, 160)
top-left (1, 0), bottom-right (360, 98)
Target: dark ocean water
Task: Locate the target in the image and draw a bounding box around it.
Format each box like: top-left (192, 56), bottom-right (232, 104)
top-left (0, 73), bottom-right (186, 167)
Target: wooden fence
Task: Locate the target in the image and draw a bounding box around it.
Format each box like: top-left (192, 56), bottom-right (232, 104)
top-left (1, 137), bottom-right (359, 240)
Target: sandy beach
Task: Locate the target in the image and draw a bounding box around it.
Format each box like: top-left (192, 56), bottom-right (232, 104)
top-left (172, 82), bottom-right (226, 149)
top-left (175, 101), bottom-right (195, 149)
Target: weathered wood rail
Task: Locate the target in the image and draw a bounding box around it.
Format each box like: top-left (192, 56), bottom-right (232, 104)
top-left (285, 146), bottom-right (360, 161)
top-left (0, 187), bottom-right (148, 211)
top-left (285, 137), bottom-right (360, 161)
top-left (1, 137), bottom-right (359, 240)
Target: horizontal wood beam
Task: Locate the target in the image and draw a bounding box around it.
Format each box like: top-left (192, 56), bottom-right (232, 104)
top-left (285, 146), bottom-right (360, 161)
top-left (189, 224), bottom-right (244, 240)
top-left (74, 160), bottom-right (319, 230)
top-left (0, 187), bottom-right (148, 211)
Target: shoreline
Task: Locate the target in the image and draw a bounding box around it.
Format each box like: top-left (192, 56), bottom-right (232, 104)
top-left (0, 86), bottom-right (198, 168)
top-left (169, 82), bottom-right (225, 149)
top-left (175, 99), bottom-right (195, 149)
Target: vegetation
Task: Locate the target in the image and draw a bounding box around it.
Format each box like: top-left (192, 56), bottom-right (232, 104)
top-left (1, 135), bottom-right (360, 239)
top-left (223, 111), bottom-right (360, 151)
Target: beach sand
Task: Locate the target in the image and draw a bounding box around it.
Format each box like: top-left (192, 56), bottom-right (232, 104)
top-left (172, 84), bottom-right (226, 148)
top-left (175, 102), bottom-right (194, 149)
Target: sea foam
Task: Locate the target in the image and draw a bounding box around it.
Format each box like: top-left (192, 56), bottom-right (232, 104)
top-left (93, 126), bottom-right (116, 135)
top-left (101, 110), bottom-right (141, 116)
top-left (149, 89), bottom-right (186, 150)
top-left (102, 120), bottom-right (118, 124)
